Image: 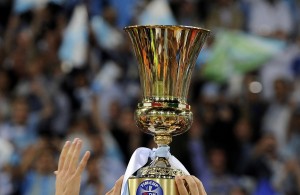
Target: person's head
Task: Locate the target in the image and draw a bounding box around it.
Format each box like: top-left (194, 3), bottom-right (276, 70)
top-left (16, 29), bottom-right (33, 50)
top-left (287, 107), bottom-right (300, 136)
top-left (89, 132), bottom-right (105, 157)
top-left (0, 69), bottom-right (10, 92)
top-left (108, 100), bottom-right (121, 123)
top-left (69, 115), bottom-right (95, 135)
top-left (86, 154), bottom-right (101, 183)
top-left (258, 133), bottom-right (278, 157)
top-left (103, 6), bottom-right (117, 25)
top-left (216, 0), bottom-right (234, 7)
top-left (11, 96), bottom-right (29, 125)
top-left (74, 70), bottom-right (89, 88)
top-left (230, 186), bottom-right (248, 195)
top-left (34, 146), bottom-right (57, 175)
top-left (189, 115), bottom-right (204, 138)
top-left (208, 147), bottom-right (227, 175)
top-left (202, 104), bottom-right (216, 126)
top-left (27, 56), bottom-right (44, 78)
top-left (273, 78), bottom-right (291, 103)
top-left (265, 0), bottom-right (278, 5)
top-left (200, 83), bottom-right (220, 104)
top-left (178, 0), bottom-right (197, 15)
top-left (234, 117), bottom-right (252, 143)
top-left (117, 107), bottom-right (137, 133)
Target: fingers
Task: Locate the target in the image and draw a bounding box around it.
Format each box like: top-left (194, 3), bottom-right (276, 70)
top-left (192, 176), bottom-right (206, 195)
top-left (184, 175), bottom-right (199, 195)
top-left (68, 139), bottom-right (83, 174)
top-left (62, 138), bottom-right (78, 171)
top-left (75, 151), bottom-right (90, 176)
top-left (105, 176), bottom-right (124, 195)
top-left (175, 176), bottom-right (189, 195)
top-left (105, 188), bottom-right (114, 195)
top-left (175, 175), bottom-right (206, 195)
top-left (57, 141), bottom-right (71, 171)
top-left (114, 175), bottom-right (124, 191)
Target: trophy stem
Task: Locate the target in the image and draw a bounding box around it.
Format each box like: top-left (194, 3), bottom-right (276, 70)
top-left (154, 135), bottom-right (172, 146)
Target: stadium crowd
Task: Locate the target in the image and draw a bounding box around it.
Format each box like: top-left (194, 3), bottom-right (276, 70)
top-left (0, 0), bottom-right (300, 194)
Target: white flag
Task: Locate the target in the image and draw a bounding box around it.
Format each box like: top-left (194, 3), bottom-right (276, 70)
top-left (90, 16), bottom-right (123, 50)
top-left (138, 0), bottom-right (177, 25)
top-left (59, 4), bottom-right (88, 68)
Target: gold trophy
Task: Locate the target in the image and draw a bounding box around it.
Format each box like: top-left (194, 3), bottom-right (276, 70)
top-left (124, 25), bottom-right (209, 195)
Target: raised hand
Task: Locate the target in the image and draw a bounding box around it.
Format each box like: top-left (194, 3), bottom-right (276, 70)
top-left (55, 138), bottom-right (90, 195)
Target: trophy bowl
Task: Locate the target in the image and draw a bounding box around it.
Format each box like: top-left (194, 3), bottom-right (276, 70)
top-left (124, 25), bottom-right (210, 195)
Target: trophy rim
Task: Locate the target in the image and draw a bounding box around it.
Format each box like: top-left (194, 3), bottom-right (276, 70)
top-left (124, 24), bottom-right (210, 32)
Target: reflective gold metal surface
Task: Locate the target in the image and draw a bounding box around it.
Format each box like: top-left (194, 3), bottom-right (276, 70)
top-left (124, 25), bottom-right (209, 194)
top-left (154, 135), bottom-right (172, 145)
top-left (125, 25), bottom-right (210, 142)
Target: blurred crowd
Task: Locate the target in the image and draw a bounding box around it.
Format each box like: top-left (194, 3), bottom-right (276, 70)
top-left (0, 0), bottom-right (300, 194)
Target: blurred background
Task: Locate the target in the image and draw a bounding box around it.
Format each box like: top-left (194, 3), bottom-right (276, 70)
top-left (0, 0), bottom-right (300, 194)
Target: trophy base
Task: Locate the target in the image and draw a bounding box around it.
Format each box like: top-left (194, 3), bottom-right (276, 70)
top-left (128, 177), bottom-right (179, 195)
